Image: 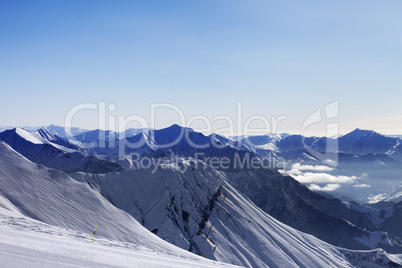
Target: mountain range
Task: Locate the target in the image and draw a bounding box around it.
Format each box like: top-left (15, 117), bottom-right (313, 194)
top-left (0, 125), bottom-right (402, 267)
top-left (4, 124), bottom-right (401, 163)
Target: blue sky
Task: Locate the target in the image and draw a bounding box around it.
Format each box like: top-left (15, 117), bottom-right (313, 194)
top-left (0, 0), bottom-right (401, 135)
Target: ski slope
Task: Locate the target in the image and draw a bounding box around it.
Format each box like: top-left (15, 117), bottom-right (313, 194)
top-left (0, 208), bottom-right (236, 268)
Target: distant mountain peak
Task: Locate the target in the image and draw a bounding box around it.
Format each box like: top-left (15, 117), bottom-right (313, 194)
top-left (349, 128), bottom-right (380, 136)
top-left (158, 124), bottom-right (194, 134)
top-left (35, 128), bottom-right (57, 141)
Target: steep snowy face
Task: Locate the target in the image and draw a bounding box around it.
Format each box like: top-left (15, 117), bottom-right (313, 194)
top-left (0, 128), bottom-right (123, 173)
top-left (15, 127), bottom-right (46, 144)
top-left (0, 128), bottom-right (76, 152)
top-left (69, 160), bottom-right (401, 267)
top-left (35, 128), bottom-right (58, 141)
top-left (35, 128), bottom-right (81, 150)
top-left (226, 170), bottom-right (402, 254)
top-left (0, 141), bottom-right (231, 263)
top-left (70, 164), bottom-right (345, 267)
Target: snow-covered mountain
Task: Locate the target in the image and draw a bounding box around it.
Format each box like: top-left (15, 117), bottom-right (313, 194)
top-left (61, 124), bottom-right (256, 168)
top-left (236, 129), bottom-right (401, 160)
top-left (2, 125), bottom-right (402, 266)
top-left (5, 126), bottom-right (401, 165)
top-left (0, 124), bottom-right (144, 141)
top-left (236, 134), bottom-right (281, 149)
top-left (344, 201), bottom-right (402, 240)
top-left (34, 128), bottom-right (80, 150)
top-left (0, 141), bottom-right (235, 268)
top-left (45, 124), bottom-right (89, 138)
top-left (1, 141), bottom-right (401, 267)
top-left (236, 129), bottom-right (402, 208)
top-left (368, 186), bottom-right (402, 204)
top-left (73, 129), bottom-right (123, 143)
top-left (387, 140), bottom-right (402, 161)
top-left (0, 128), bottom-right (123, 173)
top-left (72, 162), bottom-right (402, 253)
top-left (338, 129), bottom-right (398, 156)
top-left (44, 125), bottom-right (144, 140)
top-left (123, 124), bottom-right (254, 162)
top-left (0, 126), bottom-right (14, 133)
top-left (226, 169), bottom-right (402, 253)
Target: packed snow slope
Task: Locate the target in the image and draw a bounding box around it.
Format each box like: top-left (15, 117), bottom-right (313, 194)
top-left (0, 207), bottom-right (237, 268)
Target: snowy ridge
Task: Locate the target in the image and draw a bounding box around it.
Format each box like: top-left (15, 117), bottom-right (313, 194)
top-left (0, 128), bottom-right (123, 173)
top-left (232, 128), bottom-right (402, 166)
top-left (0, 141), bottom-right (236, 268)
top-left (44, 124), bottom-right (89, 139)
top-left (368, 187), bottom-right (402, 204)
top-left (6, 126), bottom-right (401, 167)
top-left (70, 159), bottom-right (402, 267)
top-left (344, 201), bottom-right (394, 226)
top-left (35, 128), bottom-right (58, 141)
top-left (16, 128), bottom-right (45, 144)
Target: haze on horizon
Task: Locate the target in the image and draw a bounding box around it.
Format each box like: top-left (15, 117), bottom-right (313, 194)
top-left (0, 1), bottom-right (401, 136)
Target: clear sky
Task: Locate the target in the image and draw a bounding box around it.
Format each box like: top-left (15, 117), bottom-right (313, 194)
top-left (0, 0), bottom-right (401, 135)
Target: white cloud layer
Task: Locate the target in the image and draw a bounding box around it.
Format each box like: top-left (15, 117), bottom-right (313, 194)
top-left (282, 164), bottom-right (357, 184)
top-left (309, 183), bottom-right (341, 192)
top-left (286, 163), bottom-right (333, 176)
top-left (354, 184), bottom-right (371, 188)
top-left (281, 163), bottom-right (369, 193)
top-left (292, 173), bottom-right (357, 184)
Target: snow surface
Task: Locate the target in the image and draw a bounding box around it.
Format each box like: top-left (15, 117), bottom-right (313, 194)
top-left (344, 201), bottom-right (394, 226)
top-left (354, 231), bottom-right (394, 249)
top-left (0, 208), bottom-right (235, 268)
top-left (368, 187), bottom-right (402, 204)
top-left (16, 127), bottom-right (47, 144)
